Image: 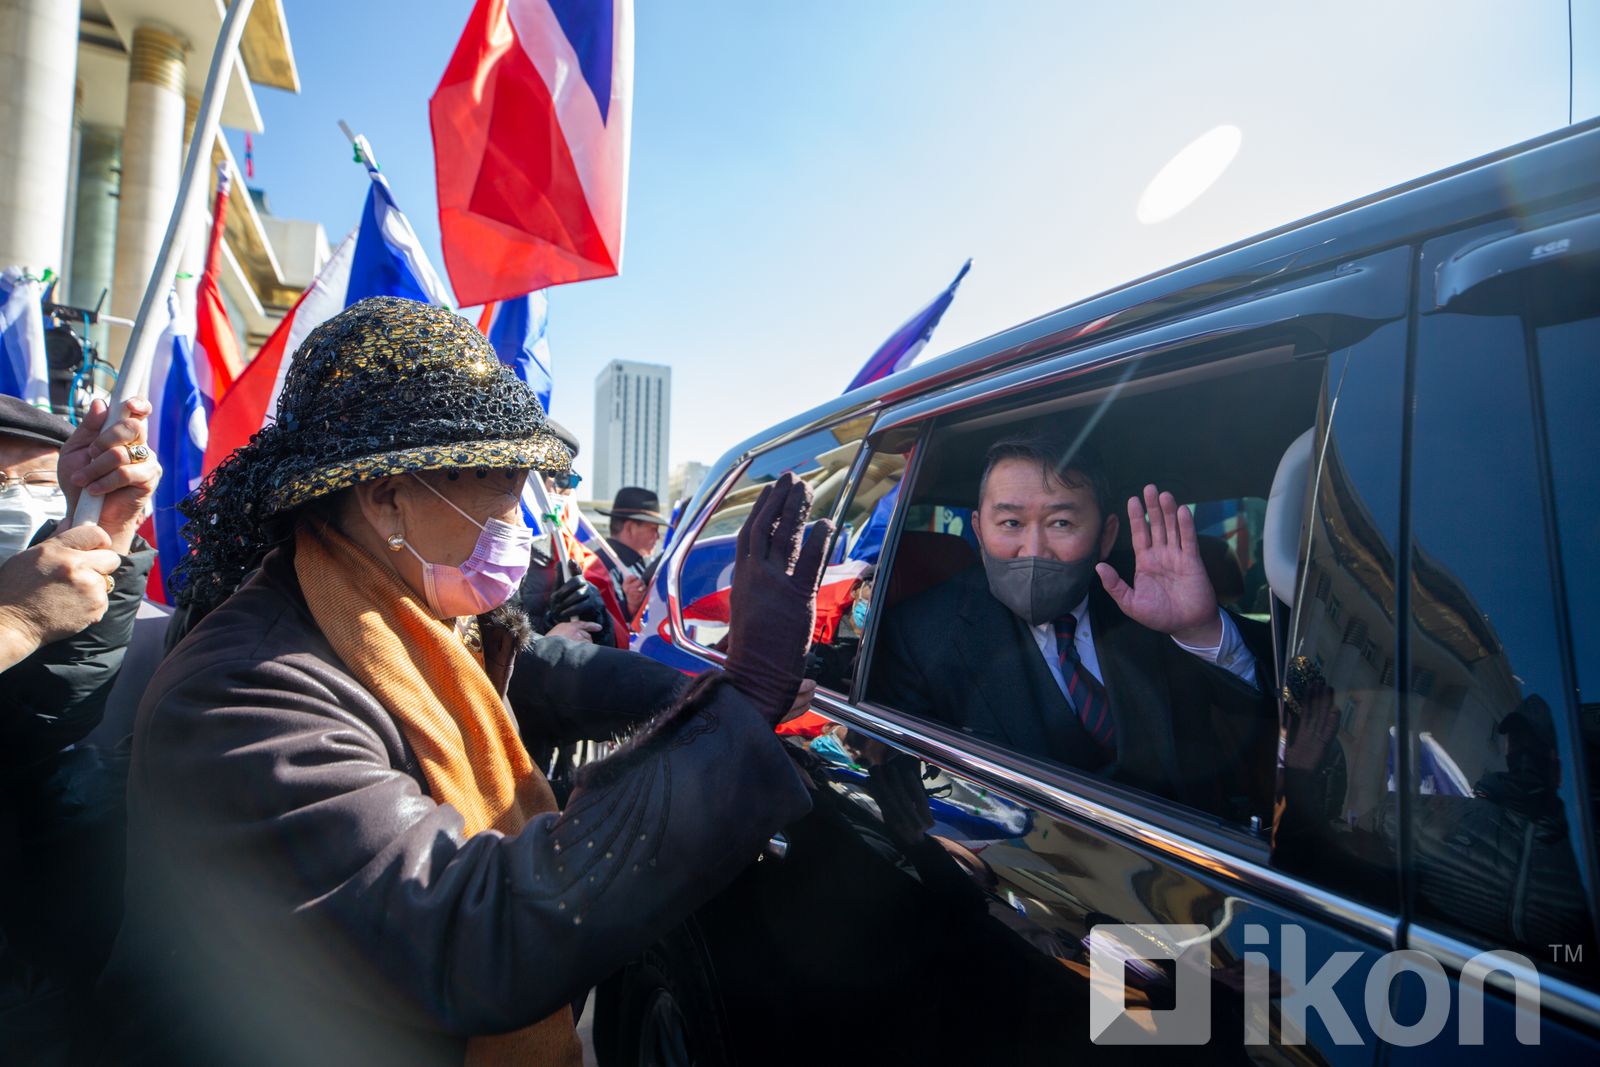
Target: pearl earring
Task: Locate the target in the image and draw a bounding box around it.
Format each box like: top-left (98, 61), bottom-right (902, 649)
top-left (387, 533), bottom-right (406, 552)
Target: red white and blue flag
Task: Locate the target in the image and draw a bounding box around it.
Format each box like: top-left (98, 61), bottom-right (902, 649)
top-left (431, 0), bottom-right (633, 306)
top-left (203, 146), bottom-right (451, 472)
top-left (142, 290), bottom-right (222, 601)
top-left (844, 259), bottom-right (971, 393)
top-left (194, 163), bottom-right (239, 398)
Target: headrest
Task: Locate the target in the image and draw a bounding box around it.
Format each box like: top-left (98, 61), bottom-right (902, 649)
top-left (1262, 427), bottom-right (1314, 609)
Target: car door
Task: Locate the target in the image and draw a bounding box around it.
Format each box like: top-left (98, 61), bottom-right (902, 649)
top-left (831, 248), bottom-right (1417, 1066)
top-left (1383, 201), bottom-right (1600, 1059)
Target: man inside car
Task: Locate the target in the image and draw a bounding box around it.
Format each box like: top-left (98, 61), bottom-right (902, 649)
top-left (871, 434), bottom-right (1274, 818)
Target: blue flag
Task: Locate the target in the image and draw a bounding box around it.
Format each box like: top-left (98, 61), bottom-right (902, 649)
top-left (485, 291), bottom-right (553, 414)
top-left (845, 259), bottom-right (971, 393)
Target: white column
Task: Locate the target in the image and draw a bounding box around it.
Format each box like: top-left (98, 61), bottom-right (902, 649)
top-left (69, 125), bottom-right (122, 356)
top-left (0, 0), bottom-right (80, 273)
top-left (109, 25), bottom-right (186, 366)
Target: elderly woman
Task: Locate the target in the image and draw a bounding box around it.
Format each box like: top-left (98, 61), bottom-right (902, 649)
top-left (100, 298), bottom-right (825, 1066)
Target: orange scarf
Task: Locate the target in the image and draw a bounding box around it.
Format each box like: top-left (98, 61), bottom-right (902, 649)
top-left (295, 523), bottom-right (582, 1067)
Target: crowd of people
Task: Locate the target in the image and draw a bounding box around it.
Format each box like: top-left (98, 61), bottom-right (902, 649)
top-left (3, 295), bottom-right (1283, 1066)
top-left (1, 296), bottom-right (834, 1066)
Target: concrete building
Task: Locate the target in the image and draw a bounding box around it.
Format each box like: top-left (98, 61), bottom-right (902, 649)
top-left (667, 460), bottom-right (709, 504)
top-left (0, 1), bottom-right (324, 367)
top-left (592, 359), bottom-right (671, 502)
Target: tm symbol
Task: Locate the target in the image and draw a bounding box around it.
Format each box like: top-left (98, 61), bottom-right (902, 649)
top-left (1548, 944), bottom-right (1584, 964)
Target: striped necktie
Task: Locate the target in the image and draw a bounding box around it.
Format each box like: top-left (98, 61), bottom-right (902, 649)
top-left (1053, 613), bottom-right (1115, 758)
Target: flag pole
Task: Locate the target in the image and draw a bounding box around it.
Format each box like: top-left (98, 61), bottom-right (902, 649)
top-left (338, 120), bottom-right (380, 175)
top-left (73, 0), bottom-right (256, 528)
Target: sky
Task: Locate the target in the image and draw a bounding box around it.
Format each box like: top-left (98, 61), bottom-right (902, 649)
top-left (232, 0), bottom-right (1582, 486)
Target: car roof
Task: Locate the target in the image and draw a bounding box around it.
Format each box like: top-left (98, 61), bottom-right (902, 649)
top-left (696, 117), bottom-right (1600, 510)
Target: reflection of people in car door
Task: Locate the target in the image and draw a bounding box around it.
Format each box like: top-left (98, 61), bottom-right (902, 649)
top-left (871, 434), bottom-right (1275, 818)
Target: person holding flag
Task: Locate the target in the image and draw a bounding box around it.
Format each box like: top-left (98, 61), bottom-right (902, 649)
top-left (0, 392), bottom-right (158, 1060)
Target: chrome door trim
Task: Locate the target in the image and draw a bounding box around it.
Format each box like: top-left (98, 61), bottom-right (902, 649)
top-left (663, 408), bottom-right (881, 659)
top-left (1406, 923), bottom-right (1600, 1033)
top-left (798, 686), bottom-right (1400, 947)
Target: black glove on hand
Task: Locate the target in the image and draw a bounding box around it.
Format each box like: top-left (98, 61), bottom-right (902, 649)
top-left (723, 472), bottom-right (833, 724)
top-left (542, 576), bottom-right (613, 644)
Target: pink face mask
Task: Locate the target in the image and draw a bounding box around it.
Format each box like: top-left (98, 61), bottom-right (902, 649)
top-left (401, 475), bottom-right (534, 618)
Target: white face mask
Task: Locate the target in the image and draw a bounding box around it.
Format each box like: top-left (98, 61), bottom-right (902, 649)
top-left (0, 483), bottom-right (66, 563)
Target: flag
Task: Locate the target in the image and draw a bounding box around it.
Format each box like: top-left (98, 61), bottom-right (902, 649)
top-left (481, 291), bottom-right (552, 413)
top-left (142, 290), bottom-right (219, 602)
top-left (203, 151), bottom-right (451, 472)
top-left (431, 0), bottom-right (634, 306)
top-left (845, 259), bottom-right (972, 393)
top-left (195, 163), bottom-right (239, 397)
top-left (0, 268), bottom-right (51, 410)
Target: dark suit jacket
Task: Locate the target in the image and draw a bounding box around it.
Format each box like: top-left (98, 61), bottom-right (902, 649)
top-left (869, 566), bottom-right (1274, 820)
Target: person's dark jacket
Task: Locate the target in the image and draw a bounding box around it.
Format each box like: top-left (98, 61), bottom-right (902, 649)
top-left (1, 527), bottom-right (154, 1065)
top-left (0, 523), bottom-right (154, 770)
top-left (97, 544), bottom-right (811, 1067)
top-left (869, 565), bottom-right (1274, 819)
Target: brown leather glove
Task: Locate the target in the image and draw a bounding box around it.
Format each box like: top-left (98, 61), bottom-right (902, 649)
top-left (723, 472), bottom-right (833, 724)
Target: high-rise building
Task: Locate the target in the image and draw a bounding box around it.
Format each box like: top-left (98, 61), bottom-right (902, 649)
top-left (592, 359), bottom-right (671, 501)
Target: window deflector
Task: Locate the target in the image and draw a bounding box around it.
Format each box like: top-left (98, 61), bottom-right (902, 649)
top-left (1435, 210), bottom-right (1600, 316)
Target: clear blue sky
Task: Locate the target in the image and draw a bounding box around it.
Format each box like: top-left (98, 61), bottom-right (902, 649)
top-left (233, 0), bottom-right (1578, 485)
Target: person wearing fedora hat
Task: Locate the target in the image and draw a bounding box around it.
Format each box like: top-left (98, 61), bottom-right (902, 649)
top-left (596, 486), bottom-right (669, 616)
top-left (100, 298), bottom-right (829, 1067)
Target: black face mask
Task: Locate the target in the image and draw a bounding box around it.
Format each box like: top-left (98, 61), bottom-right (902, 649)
top-left (980, 548), bottom-right (1101, 626)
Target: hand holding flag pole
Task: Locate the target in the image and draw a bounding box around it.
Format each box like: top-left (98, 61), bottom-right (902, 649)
top-left (72, 0), bottom-right (256, 528)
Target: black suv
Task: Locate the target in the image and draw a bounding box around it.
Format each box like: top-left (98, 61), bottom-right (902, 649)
top-left (603, 118), bottom-right (1600, 1065)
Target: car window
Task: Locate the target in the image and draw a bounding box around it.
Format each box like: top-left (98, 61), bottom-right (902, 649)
top-left (1403, 278), bottom-right (1600, 981)
top-left (676, 416), bottom-right (872, 650)
top-left (802, 432), bottom-right (915, 695)
top-left (1273, 321), bottom-right (1408, 911)
top-left (864, 347), bottom-right (1322, 825)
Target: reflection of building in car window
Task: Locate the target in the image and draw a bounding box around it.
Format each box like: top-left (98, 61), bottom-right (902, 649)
top-left (1280, 420), bottom-right (1592, 967)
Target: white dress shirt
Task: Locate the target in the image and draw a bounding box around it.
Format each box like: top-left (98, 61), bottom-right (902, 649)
top-left (1028, 598), bottom-right (1258, 704)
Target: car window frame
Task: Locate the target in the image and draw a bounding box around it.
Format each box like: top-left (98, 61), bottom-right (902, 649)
top-left (664, 414), bottom-right (883, 662)
top-left (852, 356), bottom-right (1322, 863)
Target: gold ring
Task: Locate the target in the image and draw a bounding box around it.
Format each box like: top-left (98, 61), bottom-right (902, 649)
top-left (104, 574), bottom-right (116, 594)
top-left (128, 443), bottom-right (151, 463)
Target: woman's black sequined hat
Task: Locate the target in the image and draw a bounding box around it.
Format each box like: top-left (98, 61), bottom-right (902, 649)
top-left (174, 297), bottom-right (570, 611)
top-left (262, 296), bottom-right (569, 510)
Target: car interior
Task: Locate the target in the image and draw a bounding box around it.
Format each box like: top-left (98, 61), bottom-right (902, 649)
top-left (856, 343), bottom-right (1327, 822)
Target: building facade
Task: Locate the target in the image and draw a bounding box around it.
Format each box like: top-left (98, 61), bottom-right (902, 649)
top-left (0, 1), bottom-right (323, 370)
top-left (592, 359), bottom-right (671, 502)
top-left (667, 460), bottom-right (709, 504)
